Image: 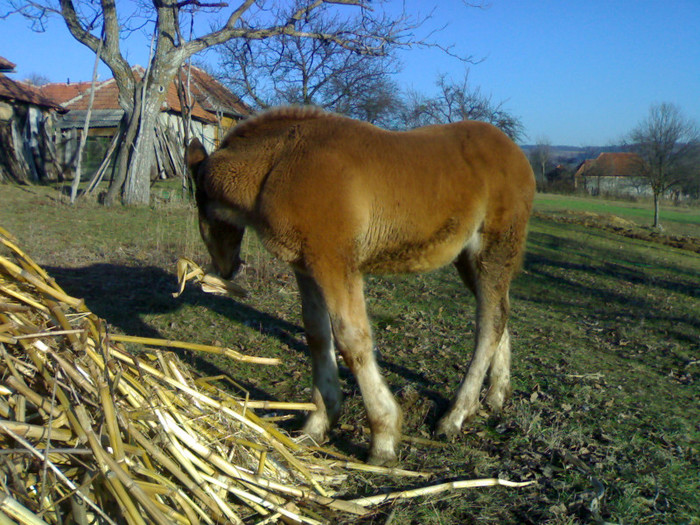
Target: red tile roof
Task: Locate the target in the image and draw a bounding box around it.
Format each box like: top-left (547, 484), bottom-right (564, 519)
top-left (40, 82), bottom-right (93, 105)
top-left (59, 77), bottom-right (120, 110)
top-left (50, 67), bottom-right (218, 123)
top-left (162, 78), bottom-right (216, 123)
top-left (595, 152), bottom-right (641, 176)
top-left (181, 66), bottom-right (250, 117)
top-left (42, 66), bottom-right (249, 125)
top-left (0, 73), bottom-right (64, 110)
top-left (575, 152), bottom-right (642, 178)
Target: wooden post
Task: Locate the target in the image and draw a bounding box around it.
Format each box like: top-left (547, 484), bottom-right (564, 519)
top-left (71, 35), bottom-right (103, 203)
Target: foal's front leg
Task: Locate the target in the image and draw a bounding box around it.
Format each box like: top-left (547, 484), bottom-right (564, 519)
top-left (322, 273), bottom-right (402, 466)
top-left (296, 272), bottom-right (342, 443)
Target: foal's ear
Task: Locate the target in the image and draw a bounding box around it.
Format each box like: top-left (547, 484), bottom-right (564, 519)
top-left (186, 138), bottom-right (208, 182)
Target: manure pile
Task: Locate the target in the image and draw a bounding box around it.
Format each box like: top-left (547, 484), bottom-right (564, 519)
top-left (0, 226), bottom-right (532, 524)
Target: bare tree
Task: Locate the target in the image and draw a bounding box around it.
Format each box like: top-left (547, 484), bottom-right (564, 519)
top-left (217, 1), bottom-right (405, 118)
top-left (333, 74), bottom-right (406, 128)
top-left (400, 73), bottom-right (524, 140)
top-left (5, 1), bottom-right (423, 205)
top-left (629, 103), bottom-right (699, 228)
top-left (23, 73), bottom-right (51, 86)
top-left (528, 138), bottom-right (552, 191)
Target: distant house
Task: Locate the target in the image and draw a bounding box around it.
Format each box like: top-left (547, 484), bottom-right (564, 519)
top-left (574, 152), bottom-right (651, 197)
top-left (43, 66), bottom-right (250, 179)
top-left (0, 56), bottom-right (64, 183)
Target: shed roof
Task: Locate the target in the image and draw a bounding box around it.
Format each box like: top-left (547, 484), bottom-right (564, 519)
top-left (181, 66), bottom-right (251, 118)
top-left (44, 66), bottom-right (251, 125)
top-left (47, 67), bottom-right (218, 124)
top-left (0, 73), bottom-right (64, 111)
top-left (0, 56), bottom-right (16, 73)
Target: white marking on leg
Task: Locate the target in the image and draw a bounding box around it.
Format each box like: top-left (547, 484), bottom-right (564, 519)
top-left (351, 349), bottom-right (401, 464)
top-left (485, 327), bottom-right (511, 411)
top-left (330, 287), bottom-right (402, 466)
top-left (463, 229), bottom-right (482, 253)
top-left (437, 329), bottom-right (498, 437)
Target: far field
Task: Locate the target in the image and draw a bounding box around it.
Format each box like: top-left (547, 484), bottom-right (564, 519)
top-left (534, 193), bottom-right (700, 238)
top-left (1, 184), bottom-right (698, 524)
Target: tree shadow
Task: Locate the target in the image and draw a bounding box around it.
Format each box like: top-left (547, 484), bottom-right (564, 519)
top-left (518, 247), bottom-right (700, 373)
top-left (523, 252), bottom-right (700, 329)
top-left (527, 231), bottom-right (700, 297)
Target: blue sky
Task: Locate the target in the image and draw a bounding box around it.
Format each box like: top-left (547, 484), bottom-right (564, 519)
top-left (2, 0), bottom-right (699, 146)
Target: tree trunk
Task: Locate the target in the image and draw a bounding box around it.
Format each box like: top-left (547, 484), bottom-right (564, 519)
top-left (123, 98), bottom-right (160, 205)
top-left (540, 161), bottom-right (546, 190)
top-left (104, 110), bottom-right (137, 206)
top-left (103, 73), bottom-right (170, 206)
top-left (653, 191), bottom-right (661, 229)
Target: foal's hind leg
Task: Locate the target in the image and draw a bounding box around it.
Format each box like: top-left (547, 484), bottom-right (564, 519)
top-left (296, 272), bottom-right (342, 443)
top-left (485, 325), bottom-right (512, 412)
top-left (436, 247), bottom-right (513, 438)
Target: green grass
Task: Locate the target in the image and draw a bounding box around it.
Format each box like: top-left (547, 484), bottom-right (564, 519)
top-left (535, 193), bottom-right (700, 236)
top-left (1, 184), bottom-right (699, 524)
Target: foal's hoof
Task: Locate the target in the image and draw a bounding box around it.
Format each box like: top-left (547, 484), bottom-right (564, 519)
top-left (367, 450), bottom-right (399, 467)
top-left (301, 420), bottom-right (329, 445)
top-left (485, 390), bottom-right (508, 413)
top-left (434, 416), bottom-right (462, 441)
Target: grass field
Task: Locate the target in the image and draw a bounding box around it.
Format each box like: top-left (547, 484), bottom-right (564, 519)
top-left (1, 184), bottom-right (699, 524)
top-left (534, 193), bottom-right (700, 237)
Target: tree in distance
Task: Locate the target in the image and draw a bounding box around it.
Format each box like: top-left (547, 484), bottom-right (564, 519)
top-left (628, 103), bottom-right (699, 228)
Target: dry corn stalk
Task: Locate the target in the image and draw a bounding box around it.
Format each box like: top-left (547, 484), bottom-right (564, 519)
top-left (0, 227), bottom-right (356, 523)
top-left (173, 257), bottom-right (248, 298)
top-left (0, 226), bottom-right (534, 523)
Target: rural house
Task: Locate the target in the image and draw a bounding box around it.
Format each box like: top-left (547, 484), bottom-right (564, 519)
top-left (0, 56), bottom-right (64, 183)
top-left (574, 152), bottom-right (651, 197)
top-left (43, 66), bottom-right (250, 180)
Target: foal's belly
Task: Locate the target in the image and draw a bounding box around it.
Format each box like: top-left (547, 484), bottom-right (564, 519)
top-left (360, 233), bottom-right (472, 275)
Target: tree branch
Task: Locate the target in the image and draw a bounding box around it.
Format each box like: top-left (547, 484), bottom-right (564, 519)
top-left (58, 0), bottom-right (101, 52)
top-left (174, 0), bottom-right (228, 7)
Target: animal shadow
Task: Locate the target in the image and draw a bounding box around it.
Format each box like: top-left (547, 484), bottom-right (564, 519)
top-left (46, 263), bottom-right (305, 403)
top-left (46, 263), bottom-right (456, 450)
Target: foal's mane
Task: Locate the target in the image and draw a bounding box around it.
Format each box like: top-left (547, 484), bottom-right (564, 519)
top-left (223, 106), bottom-right (331, 145)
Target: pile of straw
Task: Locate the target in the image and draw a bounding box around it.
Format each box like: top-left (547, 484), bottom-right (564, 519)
top-left (0, 226), bottom-right (367, 524)
top-left (0, 226), bottom-right (534, 524)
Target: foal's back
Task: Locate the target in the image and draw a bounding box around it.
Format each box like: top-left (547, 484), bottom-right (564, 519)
top-left (235, 113), bottom-right (534, 274)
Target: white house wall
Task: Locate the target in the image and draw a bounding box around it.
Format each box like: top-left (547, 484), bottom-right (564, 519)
top-left (159, 112), bottom-right (216, 153)
top-left (582, 175), bottom-right (653, 198)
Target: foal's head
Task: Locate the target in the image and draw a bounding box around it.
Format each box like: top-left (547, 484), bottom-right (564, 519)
top-left (186, 138), bottom-right (245, 280)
